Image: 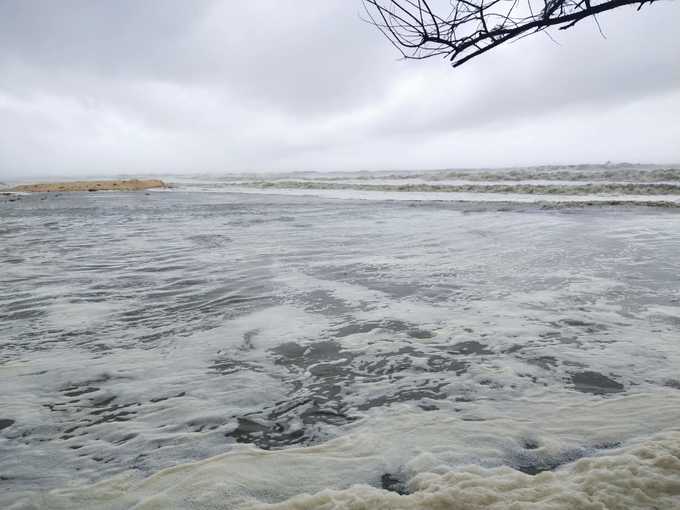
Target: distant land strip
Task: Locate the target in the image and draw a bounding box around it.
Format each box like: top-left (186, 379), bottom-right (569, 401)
top-left (4, 179), bottom-right (167, 192)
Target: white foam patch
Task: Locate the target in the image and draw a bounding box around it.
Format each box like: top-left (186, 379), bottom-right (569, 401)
top-left (8, 392), bottom-right (680, 509)
top-left (44, 301), bottom-right (123, 330)
top-left (191, 305), bottom-right (332, 352)
top-left (255, 433), bottom-right (680, 509)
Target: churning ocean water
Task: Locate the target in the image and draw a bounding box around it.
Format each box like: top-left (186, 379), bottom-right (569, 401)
top-left (2, 165), bottom-right (680, 509)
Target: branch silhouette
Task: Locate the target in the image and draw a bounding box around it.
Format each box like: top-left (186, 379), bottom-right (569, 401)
top-left (363, 0), bottom-right (658, 67)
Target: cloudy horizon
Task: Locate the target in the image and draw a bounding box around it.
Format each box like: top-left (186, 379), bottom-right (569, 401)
top-left (1, 0), bottom-right (679, 180)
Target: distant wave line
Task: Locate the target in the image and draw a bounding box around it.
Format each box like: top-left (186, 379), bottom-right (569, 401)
top-left (232, 180), bottom-right (680, 196)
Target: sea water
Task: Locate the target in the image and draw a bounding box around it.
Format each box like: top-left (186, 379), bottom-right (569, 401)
top-left (2, 167), bottom-right (680, 508)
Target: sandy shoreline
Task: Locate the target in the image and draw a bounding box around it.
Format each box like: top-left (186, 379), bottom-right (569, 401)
top-left (3, 178), bottom-right (167, 192)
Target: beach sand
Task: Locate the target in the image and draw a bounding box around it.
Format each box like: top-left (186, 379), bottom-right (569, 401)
top-left (5, 178), bottom-right (167, 192)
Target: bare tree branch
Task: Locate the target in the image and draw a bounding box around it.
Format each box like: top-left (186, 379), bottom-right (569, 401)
top-left (363, 0), bottom-right (659, 67)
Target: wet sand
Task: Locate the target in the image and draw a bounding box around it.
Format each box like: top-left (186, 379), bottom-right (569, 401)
top-left (5, 179), bottom-right (167, 192)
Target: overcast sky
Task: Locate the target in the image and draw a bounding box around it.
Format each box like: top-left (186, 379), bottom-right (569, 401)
top-left (0, 0), bottom-right (678, 179)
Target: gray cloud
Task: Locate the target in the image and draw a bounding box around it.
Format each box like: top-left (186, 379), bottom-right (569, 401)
top-left (0, 1), bottom-right (678, 178)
